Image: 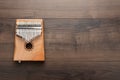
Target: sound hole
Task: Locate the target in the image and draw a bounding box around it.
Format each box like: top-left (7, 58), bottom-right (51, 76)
top-left (25, 42), bottom-right (33, 50)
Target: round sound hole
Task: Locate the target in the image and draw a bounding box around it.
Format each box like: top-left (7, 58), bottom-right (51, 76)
top-left (25, 42), bottom-right (33, 50)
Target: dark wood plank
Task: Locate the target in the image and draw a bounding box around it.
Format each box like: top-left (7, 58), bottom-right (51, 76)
top-left (0, 0), bottom-right (119, 18)
top-left (0, 62), bottom-right (120, 80)
top-left (0, 71), bottom-right (27, 80)
top-left (0, 43), bottom-right (13, 61)
top-left (0, 19), bottom-right (15, 43)
top-left (44, 18), bottom-right (120, 61)
top-left (0, 18), bottom-right (120, 61)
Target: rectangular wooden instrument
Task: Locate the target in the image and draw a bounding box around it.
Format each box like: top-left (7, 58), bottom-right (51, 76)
top-left (14, 19), bottom-right (45, 63)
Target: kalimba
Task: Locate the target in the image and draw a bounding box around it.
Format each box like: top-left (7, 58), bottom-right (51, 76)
top-left (14, 19), bottom-right (45, 63)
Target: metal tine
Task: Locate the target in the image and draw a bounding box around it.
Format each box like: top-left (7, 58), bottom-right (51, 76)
top-left (17, 21), bottom-right (42, 29)
top-left (16, 20), bottom-right (42, 42)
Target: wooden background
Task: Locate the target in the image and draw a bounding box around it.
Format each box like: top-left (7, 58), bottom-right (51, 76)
top-left (0, 0), bottom-right (120, 80)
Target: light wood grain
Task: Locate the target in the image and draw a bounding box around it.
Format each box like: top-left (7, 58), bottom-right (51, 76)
top-left (14, 19), bottom-right (45, 61)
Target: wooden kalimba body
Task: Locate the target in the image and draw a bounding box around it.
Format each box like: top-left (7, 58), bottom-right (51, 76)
top-left (14, 19), bottom-right (45, 63)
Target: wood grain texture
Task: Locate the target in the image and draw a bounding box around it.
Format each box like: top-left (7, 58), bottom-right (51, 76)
top-left (0, 0), bottom-right (120, 18)
top-left (0, 0), bottom-right (120, 80)
top-left (0, 18), bottom-right (120, 80)
top-left (14, 19), bottom-right (45, 61)
top-left (0, 18), bottom-right (120, 61)
top-left (0, 61), bottom-right (120, 80)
